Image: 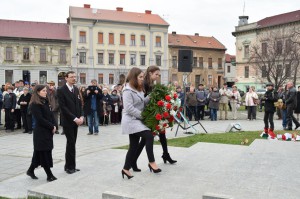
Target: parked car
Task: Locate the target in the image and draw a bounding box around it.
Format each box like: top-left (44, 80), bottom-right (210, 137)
top-left (256, 89), bottom-right (266, 96)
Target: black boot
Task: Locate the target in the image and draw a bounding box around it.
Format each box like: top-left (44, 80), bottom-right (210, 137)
top-left (26, 165), bottom-right (38, 179)
top-left (162, 153), bottom-right (177, 164)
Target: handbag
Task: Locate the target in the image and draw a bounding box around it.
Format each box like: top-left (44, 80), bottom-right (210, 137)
top-left (106, 105), bottom-right (112, 111)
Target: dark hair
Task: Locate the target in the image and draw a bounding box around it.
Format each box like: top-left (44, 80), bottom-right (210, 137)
top-left (144, 65), bottom-right (160, 87)
top-left (126, 67), bottom-right (144, 91)
top-left (29, 85), bottom-right (47, 105)
top-left (65, 71), bottom-right (75, 78)
top-left (298, 86), bottom-right (300, 89)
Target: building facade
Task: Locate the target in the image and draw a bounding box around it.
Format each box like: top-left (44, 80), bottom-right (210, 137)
top-left (69, 4), bottom-right (169, 86)
top-left (224, 54), bottom-right (236, 87)
top-left (169, 32), bottom-right (226, 88)
top-left (232, 10), bottom-right (300, 90)
top-left (0, 20), bottom-right (71, 86)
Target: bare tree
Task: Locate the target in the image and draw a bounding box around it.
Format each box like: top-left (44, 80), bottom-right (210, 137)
top-left (249, 27), bottom-right (300, 89)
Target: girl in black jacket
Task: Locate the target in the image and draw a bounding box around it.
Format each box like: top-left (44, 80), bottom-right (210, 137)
top-left (26, 85), bottom-right (57, 182)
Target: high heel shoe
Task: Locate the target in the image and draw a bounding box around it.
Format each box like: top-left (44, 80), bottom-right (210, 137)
top-left (121, 170), bottom-right (134, 179)
top-left (26, 170), bottom-right (38, 179)
top-left (162, 153), bottom-right (177, 164)
top-left (148, 164), bottom-right (161, 173)
top-left (131, 163), bottom-right (141, 172)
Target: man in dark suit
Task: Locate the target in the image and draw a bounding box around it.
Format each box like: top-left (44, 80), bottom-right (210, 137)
top-left (57, 71), bottom-right (84, 174)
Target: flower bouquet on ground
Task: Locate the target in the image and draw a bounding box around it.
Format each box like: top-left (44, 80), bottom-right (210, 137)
top-left (142, 84), bottom-right (181, 135)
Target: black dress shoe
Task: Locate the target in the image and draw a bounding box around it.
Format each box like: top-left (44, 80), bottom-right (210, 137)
top-left (66, 169), bottom-right (76, 174)
top-left (75, 168), bottom-right (80, 172)
top-left (26, 170), bottom-right (38, 179)
top-left (295, 125), bottom-right (300, 130)
top-left (47, 175), bottom-right (57, 182)
top-left (23, 131), bottom-right (29, 133)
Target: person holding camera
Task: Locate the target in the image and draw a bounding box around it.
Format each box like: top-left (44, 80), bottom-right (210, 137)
top-left (84, 79), bottom-right (103, 135)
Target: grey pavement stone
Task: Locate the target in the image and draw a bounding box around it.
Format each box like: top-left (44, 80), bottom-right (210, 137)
top-left (203, 193), bottom-right (233, 199)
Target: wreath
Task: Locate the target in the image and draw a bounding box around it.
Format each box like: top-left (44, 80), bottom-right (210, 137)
top-left (142, 84), bottom-right (181, 135)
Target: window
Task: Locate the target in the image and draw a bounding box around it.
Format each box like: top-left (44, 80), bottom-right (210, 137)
top-left (6, 47), bottom-right (13, 60)
top-left (109, 33), bottom-right (114, 44)
top-left (98, 73), bottom-right (103, 84)
top-left (218, 58), bottom-right (222, 69)
top-left (140, 55), bottom-right (146, 66)
top-left (80, 73), bottom-right (86, 84)
top-left (109, 74), bottom-right (114, 84)
top-left (79, 31), bottom-right (86, 43)
top-left (120, 54), bottom-right (125, 65)
top-left (5, 70), bottom-right (13, 83)
top-left (262, 65), bottom-right (267, 77)
top-left (172, 74), bottom-right (178, 82)
top-left (244, 45), bottom-right (249, 58)
top-left (141, 35), bottom-right (145, 46)
top-left (156, 36), bottom-right (161, 47)
top-left (262, 42), bottom-right (267, 56)
top-left (208, 75), bottom-right (212, 86)
top-left (193, 57), bottom-right (197, 67)
top-left (120, 34), bottom-right (125, 45)
top-left (195, 75), bottom-right (201, 86)
top-left (109, 53), bottom-right (114, 64)
top-left (244, 66), bottom-right (249, 78)
top-left (199, 57), bottom-right (203, 68)
top-left (98, 32), bottom-right (103, 44)
top-left (130, 54), bottom-right (136, 65)
top-left (39, 71), bottom-right (47, 84)
top-left (40, 48), bottom-right (46, 62)
top-left (172, 56), bottom-right (177, 68)
top-left (98, 53), bottom-right (103, 64)
top-left (23, 48), bottom-right (29, 60)
top-left (285, 39), bottom-right (292, 52)
top-left (60, 49), bottom-right (66, 63)
top-left (208, 58), bottom-right (212, 69)
top-left (79, 52), bottom-right (86, 64)
top-left (130, 35), bottom-right (136, 46)
top-left (286, 64), bottom-right (291, 77)
top-left (156, 55), bottom-right (161, 66)
top-left (277, 41), bottom-right (283, 54)
top-left (227, 65), bottom-right (231, 73)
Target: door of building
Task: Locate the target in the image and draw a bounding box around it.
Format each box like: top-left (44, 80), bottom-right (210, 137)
top-left (58, 72), bottom-right (66, 87)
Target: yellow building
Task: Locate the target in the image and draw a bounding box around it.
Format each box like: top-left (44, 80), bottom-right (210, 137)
top-left (168, 32), bottom-right (226, 88)
top-left (69, 4), bottom-right (169, 85)
top-left (0, 20), bottom-right (71, 86)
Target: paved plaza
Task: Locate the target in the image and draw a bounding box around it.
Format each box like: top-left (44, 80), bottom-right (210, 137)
top-left (0, 111), bottom-right (299, 198)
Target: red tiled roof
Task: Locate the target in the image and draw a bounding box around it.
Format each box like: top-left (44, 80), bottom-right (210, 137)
top-left (225, 54), bottom-right (235, 63)
top-left (69, 6), bottom-right (169, 26)
top-left (257, 10), bottom-right (300, 28)
top-left (168, 33), bottom-right (226, 50)
top-left (0, 19), bottom-right (70, 41)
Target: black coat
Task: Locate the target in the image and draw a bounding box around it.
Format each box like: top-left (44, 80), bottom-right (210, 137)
top-left (285, 87), bottom-right (297, 110)
top-left (263, 89), bottom-right (278, 112)
top-left (83, 90), bottom-right (103, 117)
top-left (100, 94), bottom-right (113, 114)
top-left (17, 93), bottom-right (31, 111)
top-left (57, 84), bottom-right (83, 128)
top-left (31, 99), bottom-right (56, 151)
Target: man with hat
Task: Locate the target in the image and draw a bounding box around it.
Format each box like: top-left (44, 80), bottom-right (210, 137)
top-left (47, 81), bottom-right (60, 134)
top-left (261, 82), bottom-right (278, 138)
top-left (285, 81), bottom-right (300, 130)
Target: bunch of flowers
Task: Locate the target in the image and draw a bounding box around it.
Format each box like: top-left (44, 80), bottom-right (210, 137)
top-left (142, 84), bottom-right (181, 135)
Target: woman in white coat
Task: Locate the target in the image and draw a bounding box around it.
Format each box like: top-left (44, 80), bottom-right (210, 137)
top-left (245, 87), bottom-right (259, 120)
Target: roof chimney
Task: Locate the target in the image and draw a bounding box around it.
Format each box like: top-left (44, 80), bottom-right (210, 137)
top-left (84, 4), bottom-right (91, 8)
top-left (238, 16), bottom-right (249, 26)
top-left (195, 33), bottom-right (199, 36)
top-left (116, 7), bottom-right (123, 11)
top-left (145, 10), bottom-right (152, 14)
top-left (172, 31), bottom-right (176, 35)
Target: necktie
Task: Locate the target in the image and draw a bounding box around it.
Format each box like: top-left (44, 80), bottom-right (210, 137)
top-left (71, 88), bottom-right (74, 94)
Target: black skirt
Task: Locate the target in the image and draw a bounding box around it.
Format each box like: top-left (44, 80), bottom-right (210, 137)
top-left (31, 150), bottom-right (53, 168)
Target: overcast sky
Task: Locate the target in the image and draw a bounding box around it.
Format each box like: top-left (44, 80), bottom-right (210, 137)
top-left (1, 0), bottom-right (299, 54)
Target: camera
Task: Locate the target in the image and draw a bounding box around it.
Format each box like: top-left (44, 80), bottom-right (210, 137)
top-left (87, 86), bottom-right (98, 94)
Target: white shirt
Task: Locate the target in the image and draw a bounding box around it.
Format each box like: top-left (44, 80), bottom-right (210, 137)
top-left (66, 83), bottom-right (74, 92)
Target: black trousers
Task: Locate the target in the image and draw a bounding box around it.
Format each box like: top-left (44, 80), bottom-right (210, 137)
top-left (14, 109), bottom-right (22, 128)
top-left (187, 106), bottom-right (196, 121)
top-left (21, 109), bottom-right (29, 131)
top-left (63, 126), bottom-right (78, 170)
top-left (264, 111), bottom-right (274, 130)
top-left (286, 106), bottom-right (300, 129)
top-left (5, 109), bottom-right (14, 130)
top-left (197, 105), bottom-right (205, 120)
top-left (100, 114), bottom-right (109, 125)
top-left (27, 114), bottom-right (32, 131)
top-left (123, 130), bottom-right (155, 170)
top-left (247, 106), bottom-right (257, 120)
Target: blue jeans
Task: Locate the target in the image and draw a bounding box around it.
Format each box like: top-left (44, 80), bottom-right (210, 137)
top-left (282, 109), bottom-right (287, 128)
top-left (210, 109), bottom-right (217, 121)
top-left (87, 110), bottom-right (99, 133)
